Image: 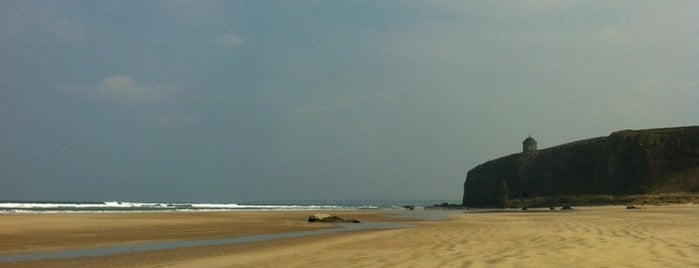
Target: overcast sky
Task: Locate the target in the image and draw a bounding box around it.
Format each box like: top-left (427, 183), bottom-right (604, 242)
top-left (1, 1), bottom-right (697, 203)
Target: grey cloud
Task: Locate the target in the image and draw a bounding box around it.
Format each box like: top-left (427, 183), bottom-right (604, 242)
top-left (217, 33), bottom-right (243, 48)
top-left (96, 75), bottom-right (172, 103)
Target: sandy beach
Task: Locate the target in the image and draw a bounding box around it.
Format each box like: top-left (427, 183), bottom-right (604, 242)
top-left (1, 205), bottom-right (697, 267)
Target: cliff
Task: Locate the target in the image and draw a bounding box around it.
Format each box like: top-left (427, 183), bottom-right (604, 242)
top-left (462, 126), bottom-right (699, 207)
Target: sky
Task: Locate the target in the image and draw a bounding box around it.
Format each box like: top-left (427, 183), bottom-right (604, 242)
top-left (1, 1), bottom-right (697, 203)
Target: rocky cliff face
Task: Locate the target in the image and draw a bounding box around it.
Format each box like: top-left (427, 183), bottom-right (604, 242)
top-left (462, 126), bottom-right (699, 207)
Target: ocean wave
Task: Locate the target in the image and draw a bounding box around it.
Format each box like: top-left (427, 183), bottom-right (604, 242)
top-left (0, 201), bottom-right (387, 214)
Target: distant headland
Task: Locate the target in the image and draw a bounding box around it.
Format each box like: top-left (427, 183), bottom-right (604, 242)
top-left (462, 126), bottom-right (699, 207)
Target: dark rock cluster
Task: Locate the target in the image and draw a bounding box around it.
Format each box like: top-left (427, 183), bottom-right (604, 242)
top-left (308, 213), bottom-right (360, 223)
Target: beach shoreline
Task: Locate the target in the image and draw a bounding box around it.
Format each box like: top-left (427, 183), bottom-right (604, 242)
top-left (0, 210), bottom-right (412, 255)
top-left (2, 205), bottom-right (697, 267)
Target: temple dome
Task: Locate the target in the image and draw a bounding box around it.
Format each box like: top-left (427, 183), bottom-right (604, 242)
top-left (522, 136), bottom-right (537, 152)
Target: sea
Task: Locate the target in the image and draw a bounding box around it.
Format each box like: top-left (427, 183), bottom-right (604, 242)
top-left (0, 199), bottom-right (458, 214)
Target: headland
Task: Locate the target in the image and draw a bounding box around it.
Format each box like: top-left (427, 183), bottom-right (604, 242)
top-left (463, 126), bottom-right (699, 207)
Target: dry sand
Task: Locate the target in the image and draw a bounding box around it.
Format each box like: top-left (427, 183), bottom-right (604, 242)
top-left (1, 205), bottom-right (697, 267)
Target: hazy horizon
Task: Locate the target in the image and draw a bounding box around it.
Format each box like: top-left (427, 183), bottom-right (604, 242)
top-left (1, 1), bottom-right (697, 203)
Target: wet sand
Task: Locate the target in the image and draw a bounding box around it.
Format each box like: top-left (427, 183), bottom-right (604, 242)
top-left (2, 205), bottom-right (697, 267)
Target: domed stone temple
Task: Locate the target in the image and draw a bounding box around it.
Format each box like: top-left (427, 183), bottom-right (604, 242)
top-left (522, 136), bottom-right (537, 153)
